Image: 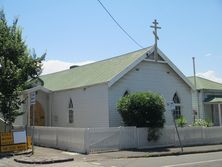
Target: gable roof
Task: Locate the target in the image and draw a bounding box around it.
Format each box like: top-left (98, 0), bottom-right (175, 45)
top-left (187, 76), bottom-right (222, 90)
top-left (40, 46), bottom-right (193, 92)
top-left (40, 47), bottom-right (151, 91)
top-left (157, 49), bottom-right (194, 90)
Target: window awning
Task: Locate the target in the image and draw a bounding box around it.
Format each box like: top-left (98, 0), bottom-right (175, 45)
top-left (205, 97), bottom-right (222, 104)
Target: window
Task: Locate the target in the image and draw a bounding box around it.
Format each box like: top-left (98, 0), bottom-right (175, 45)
top-left (173, 93), bottom-right (181, 119)
top-left (69, 110), bottom-right (74, 123)
top-left (69, 98), bottom-right (73, 108)
top-left (68, 98), bottom-right (74, 124)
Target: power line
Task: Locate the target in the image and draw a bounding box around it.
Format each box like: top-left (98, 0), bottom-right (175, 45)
top-left (97, 0), bottom-right (144, 49)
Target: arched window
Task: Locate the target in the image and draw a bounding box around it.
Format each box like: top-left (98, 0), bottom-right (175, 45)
top-left (68, 98), bottom-right (74, 123)
top-left (173, 93), bottom-right (181, 119)
top-left (69, 98), bottom-right (73, 108)
top-left (173, 93), bottom-right (180, 104)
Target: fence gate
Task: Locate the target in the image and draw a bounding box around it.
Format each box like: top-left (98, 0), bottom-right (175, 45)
top-left (88, 127), bottom-right (120, 153)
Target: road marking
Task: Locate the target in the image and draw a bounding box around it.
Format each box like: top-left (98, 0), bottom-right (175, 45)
top-left (162, 158), bottom-right (222, 167)
top-left (62, 151), bottom-right (80, 155)
top-left (91, 162), bottom-right (101, 165)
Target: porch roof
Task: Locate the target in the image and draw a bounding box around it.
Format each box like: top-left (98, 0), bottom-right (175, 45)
top-left (205, 97), bottom-right (222, 104)
top-left (23, 85), bottom-right (51, 94)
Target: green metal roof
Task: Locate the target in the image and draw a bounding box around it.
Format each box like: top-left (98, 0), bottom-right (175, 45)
top-left (204, 95), bottom-right (222, 103)
top-left (188, 76), bottom-right (222, 90)
top-left (40, 47), bottom-right (151, 91)
top-left (207, 97), bottom-right (222, 103)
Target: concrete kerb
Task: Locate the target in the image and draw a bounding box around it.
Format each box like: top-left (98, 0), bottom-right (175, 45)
top-left (115, 147), bottom-right (222, 159)
top-left (14, 156), bottom-right (74, 164)
top-left (11, 147), bottom-right (75, 164)
top-left (0, 149), bottom-right (32, 158)
top-left (11, 145), bottom-right (222, 164)
top-left (76, 145), bottom-right (222, 162)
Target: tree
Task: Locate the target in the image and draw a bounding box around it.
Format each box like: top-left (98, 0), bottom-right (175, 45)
top-left (117, 92), bottom-right (165, 141)
top-left (0, 10), bottom-right (45, 130)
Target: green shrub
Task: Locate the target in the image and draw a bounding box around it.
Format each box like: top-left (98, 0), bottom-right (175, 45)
top-left (117, 92), bottom-right (165, 141)
top-left (176, 116), bottom-right (187, 127)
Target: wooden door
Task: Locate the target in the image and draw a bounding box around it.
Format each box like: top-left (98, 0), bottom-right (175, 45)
top-left (30, 101), bottom-right (45, 126)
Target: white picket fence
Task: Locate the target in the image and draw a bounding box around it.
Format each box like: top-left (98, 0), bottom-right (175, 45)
top-left (32, 126), bottom-right (222, 154)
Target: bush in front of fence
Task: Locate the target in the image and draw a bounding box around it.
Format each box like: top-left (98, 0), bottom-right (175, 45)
top-left (192, 119), bottom-right (213, 127)
top-left (117, 92), bottom-right (165, 141)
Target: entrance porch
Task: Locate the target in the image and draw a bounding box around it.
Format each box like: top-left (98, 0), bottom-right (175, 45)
top-left (204, 98), bottom-right (222, 126)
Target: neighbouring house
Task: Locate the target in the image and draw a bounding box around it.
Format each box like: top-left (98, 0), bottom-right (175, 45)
top-left (188, 76), bottom-right (222, 126)
top-left (14, 46), bottom-right (194, 128)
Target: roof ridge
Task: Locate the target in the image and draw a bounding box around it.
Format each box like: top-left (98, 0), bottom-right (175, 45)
top-left (188, 76), bottom-right (222, 85)
top-left (41, 46), bottom-right (151, 77)
top-left (88, 46), bottom-right (150, 65)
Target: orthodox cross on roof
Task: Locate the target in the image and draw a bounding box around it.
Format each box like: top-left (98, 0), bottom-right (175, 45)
top-left (150, 19), bottom-right (161, 61)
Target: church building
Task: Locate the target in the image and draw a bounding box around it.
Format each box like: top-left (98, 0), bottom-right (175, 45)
top-left (15, 46), bottom-right (194, 128)
top-left (15, 20), bottom-right (194, 128)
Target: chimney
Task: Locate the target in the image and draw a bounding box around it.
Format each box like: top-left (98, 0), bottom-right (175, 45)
top-left (70, 65), bottom-right (79, 69)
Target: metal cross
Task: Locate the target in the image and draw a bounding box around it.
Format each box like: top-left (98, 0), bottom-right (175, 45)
top-left (150, 19), bottom-right (161, 61)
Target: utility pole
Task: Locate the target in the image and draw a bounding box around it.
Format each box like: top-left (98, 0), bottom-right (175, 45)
top-left (30, 91), bottom-right (36, 155)
top-left (150, 19), bottom-right (161, 61)
top-left (192, 57), bottom-right (200, 119)
top-left (167, 101), bottom-right (183, 152)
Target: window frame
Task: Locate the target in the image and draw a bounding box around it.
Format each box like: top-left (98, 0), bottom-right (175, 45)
top-left (69, 109), bottom-right (74, 124)
top-left (172, 93), bottom-right (182, 119)
top-left (68, 98), bottom-right (74, 124)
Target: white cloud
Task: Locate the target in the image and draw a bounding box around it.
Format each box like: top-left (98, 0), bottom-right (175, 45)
top-left (204, 53), bottom-right (212, 57)
top-left (197, 70), bottom-right (222, 83)
top-left (41, 60), bottom-right (95, 75)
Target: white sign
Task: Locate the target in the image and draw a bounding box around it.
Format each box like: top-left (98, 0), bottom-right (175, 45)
top-left (30, 92), bottom-right (36, 105)
top-left (167, 101), bottom-right (175, 111)
top-left (13, 130), bottom-right (27, 144)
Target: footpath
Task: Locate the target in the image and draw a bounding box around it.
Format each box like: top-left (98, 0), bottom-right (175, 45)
top-left (11, 144), bottom-right (222, 164)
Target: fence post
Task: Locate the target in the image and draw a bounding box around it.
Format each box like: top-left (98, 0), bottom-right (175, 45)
top-left (84, 128), bottom-right (90, 154)
top-left (136, 128), bottom-right (138, 149)
top-left (201, 127), bottom-right (205, 145)
top-left (119, 127), bottom-right (122, 149)
top-left (55, 127), bottom-right (58, 148)
top-left (134, 127), bottom-right (137, 148)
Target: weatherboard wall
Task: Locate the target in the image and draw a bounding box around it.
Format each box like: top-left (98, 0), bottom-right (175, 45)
top-left (50, 84), bottom-right (109, 128)
top-left (108, 60), bottom-right (193, 127)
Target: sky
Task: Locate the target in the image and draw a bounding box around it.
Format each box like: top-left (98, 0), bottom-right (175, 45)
top-left (1, 0), bottom-right (222, 82)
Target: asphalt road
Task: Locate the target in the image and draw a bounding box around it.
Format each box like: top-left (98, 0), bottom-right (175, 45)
top-left (96, 151), bottom-right (222, 167)
top-left (1, 151), bottom-right (222, 167)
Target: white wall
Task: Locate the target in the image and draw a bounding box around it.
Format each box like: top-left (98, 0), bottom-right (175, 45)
top-left (33, 126), bottom-right (222, 154)
top-left (51, 84), bottom-right (109, 128)
top-left (109, 61), bottom-right (193, 127)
